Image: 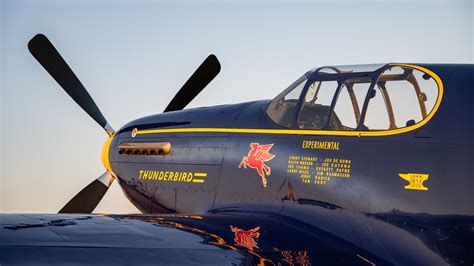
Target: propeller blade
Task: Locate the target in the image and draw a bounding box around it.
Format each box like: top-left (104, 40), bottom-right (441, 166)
top-left (28, 34), bottom-right (113, 135)
top-left (59, 172), bottom-right (114, 214)
top-left (164, 54), bottom-right (221, 112)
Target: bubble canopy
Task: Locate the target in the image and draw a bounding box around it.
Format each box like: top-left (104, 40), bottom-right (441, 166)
top-left (266, 63), bottom-right (441, 134)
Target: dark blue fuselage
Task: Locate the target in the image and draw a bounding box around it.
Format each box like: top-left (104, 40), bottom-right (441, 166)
top-left (106, 64), bottom-right (474, 264)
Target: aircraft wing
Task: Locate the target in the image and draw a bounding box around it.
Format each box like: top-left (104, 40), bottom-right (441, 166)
top-left (0, 212), bottom-right (382, 265)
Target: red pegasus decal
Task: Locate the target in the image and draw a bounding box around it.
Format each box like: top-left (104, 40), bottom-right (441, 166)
top-left (238, 143), bottom-right (275, 187)
top-left (230, 225), bottom-right (261, 251)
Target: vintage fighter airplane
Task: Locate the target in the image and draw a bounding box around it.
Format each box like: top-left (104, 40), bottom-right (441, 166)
top-left (0, 34), bottom-right (473, 265)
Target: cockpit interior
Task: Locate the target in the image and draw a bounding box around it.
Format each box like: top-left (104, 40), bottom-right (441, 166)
top-left (266, 64), bottom-right (439, 132)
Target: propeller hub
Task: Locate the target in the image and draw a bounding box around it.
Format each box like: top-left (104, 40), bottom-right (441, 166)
top-left (101, 134), bottom-right (115, 176)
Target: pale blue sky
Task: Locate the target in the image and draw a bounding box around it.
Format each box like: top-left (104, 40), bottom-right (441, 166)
top-left (1, 0), bottom-right (473, 213)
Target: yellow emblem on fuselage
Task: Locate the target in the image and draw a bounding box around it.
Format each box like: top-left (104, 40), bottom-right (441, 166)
top-left (398, 173), bottom-right (429, 191)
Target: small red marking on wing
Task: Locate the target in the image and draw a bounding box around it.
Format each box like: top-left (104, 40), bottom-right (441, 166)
top-left (230, 225), bottom-right (261, 251)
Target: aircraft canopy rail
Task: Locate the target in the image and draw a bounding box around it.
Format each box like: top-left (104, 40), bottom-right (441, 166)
top-left (266, 63), bottom-right (441, 134)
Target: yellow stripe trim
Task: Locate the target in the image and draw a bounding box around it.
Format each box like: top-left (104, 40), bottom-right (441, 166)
top-left (135, 64), bottom-right (443, 138)
top-left (192, 179), bottom-right (205, 183)
top-left (101, 133), bottom-right (116, 175)
top-left (194, 173), bottom-right (208, 177)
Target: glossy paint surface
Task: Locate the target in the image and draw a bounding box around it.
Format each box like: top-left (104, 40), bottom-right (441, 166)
top-left (0, 213), bottom-right (387, 265)
top-left (27, 64), bottom-right (472, 264)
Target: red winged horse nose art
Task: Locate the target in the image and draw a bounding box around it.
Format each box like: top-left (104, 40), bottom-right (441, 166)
top-left (239, 143), bottom-right (275, 187)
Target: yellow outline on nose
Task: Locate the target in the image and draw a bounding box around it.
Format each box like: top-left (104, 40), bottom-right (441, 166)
top-left (102, 134), bottom-right (115, 175)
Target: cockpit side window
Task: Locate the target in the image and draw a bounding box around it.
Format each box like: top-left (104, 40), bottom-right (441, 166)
top-left (297, 80), bottom-right (339, 129)
top-left (333, 78), bottom-right (372, 130)
top-left (266, 75), bottom-right (307, 128)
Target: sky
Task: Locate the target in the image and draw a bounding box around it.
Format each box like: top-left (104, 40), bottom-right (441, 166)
top-left (0, 0), bottom-right (473, 213)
